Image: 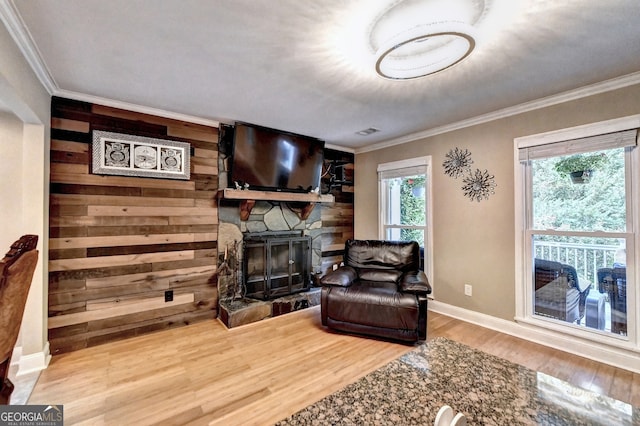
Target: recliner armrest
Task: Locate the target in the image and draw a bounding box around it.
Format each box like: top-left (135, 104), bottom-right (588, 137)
top-left (320, 266), bottom-right (357, 287)
top-left (399, 271), bottom-right (432, 295)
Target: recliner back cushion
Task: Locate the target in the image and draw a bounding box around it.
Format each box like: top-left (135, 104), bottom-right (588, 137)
top-left (344, 239), bottom-right (419, 272)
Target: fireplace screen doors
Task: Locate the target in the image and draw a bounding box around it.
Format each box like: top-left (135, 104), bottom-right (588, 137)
top-left (243, 233), bottom-right (312, 300)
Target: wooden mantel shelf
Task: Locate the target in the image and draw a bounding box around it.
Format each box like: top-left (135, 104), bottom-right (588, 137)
top-left (223, 188), bottom-right (334, 203)
top-left (222, 188), bottom-right (334, 220)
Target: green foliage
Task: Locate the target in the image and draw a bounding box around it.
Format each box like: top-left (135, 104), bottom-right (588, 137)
top-left (400, 176), bottom-right (425, 246)
top-left (533, 148), bottom-right (625, 240)
top-left (553, 153), bottom-right (609, 174)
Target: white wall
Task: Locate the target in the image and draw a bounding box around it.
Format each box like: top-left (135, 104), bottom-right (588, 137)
top-left (0, 111), bottom-right (24, 246)
top-left (0, 20), bottom-right (51, 374)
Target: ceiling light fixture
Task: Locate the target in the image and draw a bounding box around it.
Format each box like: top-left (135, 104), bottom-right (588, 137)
top-left (366, 0), bottom-right (485, 81)
top-left (374, 20), bottom-right (476, 80)
top-left (356, 127), bottom-right (380, 136)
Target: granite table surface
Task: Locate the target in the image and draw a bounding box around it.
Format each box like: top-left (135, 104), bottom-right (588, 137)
top-left (276, 337), bottom-right (638, 425)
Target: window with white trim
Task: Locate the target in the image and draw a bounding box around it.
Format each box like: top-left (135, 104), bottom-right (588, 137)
top-left (378, 157), bottom-right (433, 281)
top-left (515, 119), bottom-right (639, 347)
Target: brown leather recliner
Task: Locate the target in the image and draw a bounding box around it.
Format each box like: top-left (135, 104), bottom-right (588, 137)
top-left (320, 239), bottom-right (431, 343)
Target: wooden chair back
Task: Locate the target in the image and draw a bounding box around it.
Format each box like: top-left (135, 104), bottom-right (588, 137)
top-left (0, 234), bottom-right (38, 405)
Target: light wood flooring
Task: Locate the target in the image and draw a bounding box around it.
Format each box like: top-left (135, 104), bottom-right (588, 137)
top-left (27, 307), bottom-right (640, 425)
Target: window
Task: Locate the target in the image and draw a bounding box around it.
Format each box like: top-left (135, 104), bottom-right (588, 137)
top-left (515, 118), bottom-right (639, 347)
top-left (378, 157), bottom-right (432, 281)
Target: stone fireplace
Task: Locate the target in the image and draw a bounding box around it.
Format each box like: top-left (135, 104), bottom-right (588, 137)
top-left (216, 200), bottom-right (322, 327)
top-left (216, 154), bottom-right (324, 327)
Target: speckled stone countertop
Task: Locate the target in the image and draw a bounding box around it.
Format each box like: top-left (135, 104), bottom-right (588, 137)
top-left (276, 337), bottom-right (638, 425)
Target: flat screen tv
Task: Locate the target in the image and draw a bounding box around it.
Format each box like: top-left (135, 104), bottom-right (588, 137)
top-left (229, 122), bottom-right (325, 193)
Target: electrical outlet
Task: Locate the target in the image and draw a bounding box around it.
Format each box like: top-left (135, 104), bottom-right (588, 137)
top-left (464, 284), bottom-right (472, 297)
top-left (164, 290), bottom-right (173, 302)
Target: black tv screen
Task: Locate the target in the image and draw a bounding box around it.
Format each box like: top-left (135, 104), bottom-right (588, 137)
top-left (229, 123), bottom-right (325, 193)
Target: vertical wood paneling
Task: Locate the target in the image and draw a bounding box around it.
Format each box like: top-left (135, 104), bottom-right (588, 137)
top-left (48, 96), bottom-right (219, 354)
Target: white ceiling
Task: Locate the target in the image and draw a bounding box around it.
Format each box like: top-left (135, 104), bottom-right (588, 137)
top-left (5, 0), bottom-right (640, 151)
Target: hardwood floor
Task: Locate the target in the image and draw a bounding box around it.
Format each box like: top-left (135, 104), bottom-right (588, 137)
top-left (28, 306), bottom-right (640, 425)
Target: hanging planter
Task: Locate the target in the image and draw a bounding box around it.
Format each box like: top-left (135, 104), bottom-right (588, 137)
top-left (569, 170), bottom-right (593, 184)
top-left (554, 153), bottom-right (608, 184)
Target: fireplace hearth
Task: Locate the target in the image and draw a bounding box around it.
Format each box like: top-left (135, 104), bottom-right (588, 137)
top-left (218, 287), bottom-right (321, 328)
top-left (243, 231), bottom-right (312, 300)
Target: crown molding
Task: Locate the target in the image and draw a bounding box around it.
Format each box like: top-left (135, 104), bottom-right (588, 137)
top-left (55, 89), bottom-right (221, 128)
top-left (325, 143), bottom-right (355, 153)
top-left (356, 71), bottom-right (640, 154)
top-left (0, 0), bottom-right (56, 94)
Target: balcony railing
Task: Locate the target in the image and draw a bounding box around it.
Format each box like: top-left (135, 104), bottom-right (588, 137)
top-left (533, 241), bottom-right (620, 286)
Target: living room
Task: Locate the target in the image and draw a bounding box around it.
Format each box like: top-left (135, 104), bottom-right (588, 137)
top-left (1, 1), bottom-right (640, 424)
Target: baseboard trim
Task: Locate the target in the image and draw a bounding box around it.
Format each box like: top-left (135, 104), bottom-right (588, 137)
top-left (428, 300), bottom-right (640, 374)
top-left (16, 342), bottom-right (51, 376)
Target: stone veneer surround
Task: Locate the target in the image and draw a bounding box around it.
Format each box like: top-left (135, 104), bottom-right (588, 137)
top-left (217, 149), bottom-right (323, 327)
top-left (217, 200), bottom-right (322, 302)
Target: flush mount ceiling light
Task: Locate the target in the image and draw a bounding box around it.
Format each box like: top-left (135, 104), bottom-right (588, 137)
top-left (369, 0), bottom-right (486, 80)
top-left (356, 127), bottom-right (380, 136)
top-left (374, 20), bottom-right (476, 80)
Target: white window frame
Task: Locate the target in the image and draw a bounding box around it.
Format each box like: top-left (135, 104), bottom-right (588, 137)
top-left (377, 156), bottom-right (433, 287)
top-left (514, 115), bottom-right (640, 351)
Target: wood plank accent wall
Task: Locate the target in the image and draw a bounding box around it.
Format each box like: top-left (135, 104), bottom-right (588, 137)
top-left (48, 97), bottom-right (219, 354)
top-left (320, 149), bottom-right (355, 274)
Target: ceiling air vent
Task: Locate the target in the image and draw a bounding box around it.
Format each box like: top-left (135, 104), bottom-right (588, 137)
top-left (356, 127), bottom-right (380, 136)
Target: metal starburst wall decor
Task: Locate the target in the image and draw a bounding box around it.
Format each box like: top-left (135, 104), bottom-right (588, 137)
top-left (462, 168), bottom-right (497, 202)
top-left (442, 147), bottom-right (473, 179)
top-left (443, 147), bottom-right (497, 202)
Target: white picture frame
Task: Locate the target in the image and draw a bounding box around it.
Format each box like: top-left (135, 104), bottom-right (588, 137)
top-left (92, 130), bottom-right (190, 180)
